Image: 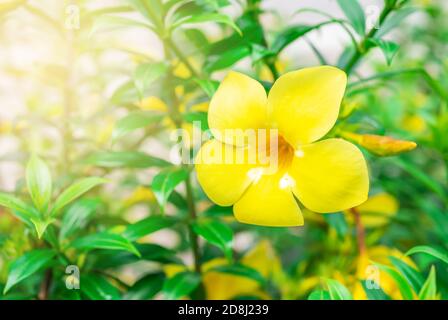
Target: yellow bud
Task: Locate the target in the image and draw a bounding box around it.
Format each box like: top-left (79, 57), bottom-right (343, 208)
top-left (341, 132), bottom-right (417, 157)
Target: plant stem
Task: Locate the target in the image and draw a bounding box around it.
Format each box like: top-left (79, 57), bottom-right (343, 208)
top-left (38, 269), bottom-right (53, 300)
top-left (160, 32), bottom-right (202, 274)
top-left (351, 208), bottom-right (367, 255)
top-left (344, 1), bottom-right (397, 74)
top-left (185, 174), bottom-right (201, 273)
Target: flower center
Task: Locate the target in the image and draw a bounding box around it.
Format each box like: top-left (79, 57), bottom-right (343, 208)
top-left (256, 132), bottom-right (295, 171)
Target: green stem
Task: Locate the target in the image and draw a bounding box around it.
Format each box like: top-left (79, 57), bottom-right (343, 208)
top-left (185, 174), bottom-right (201, 273)
top-left (344, 1), bottom-right (397, 74)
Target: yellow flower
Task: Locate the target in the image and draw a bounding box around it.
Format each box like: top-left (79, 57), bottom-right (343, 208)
top-left (195, 66), bottom-right (369, 227)
top-left (352, 246), bottom-right (416, 300)
top-left (345, 192), bottom-right (399, 228)
top-left (163, 241), bottom-right (280, 300)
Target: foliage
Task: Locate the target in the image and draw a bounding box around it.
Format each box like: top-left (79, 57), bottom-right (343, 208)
top-left (0, 0), bottom-right (447, 300)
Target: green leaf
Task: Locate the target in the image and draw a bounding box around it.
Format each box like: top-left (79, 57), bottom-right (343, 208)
top-left (112, 111), bottom-right (164, 141)
top-left (0, 192), bottom-right (40, 226)
top-left (162, 271), bottom-right (201, 300)
top-left (91, 14), bottom-right (154, 35)
top-left (193, 78), bottom-right (219, 98)
top-left (271, 24), bottom-right (316, 54)
top-left (366, 38), bottom-right (399, 65)
top-left (183, 112), bottom-right (209, 131)
top-left (308, 290), bottom-right (331, 300)
top-left (134, 62), bottom-right (169, 97)
top-left (172, 12), bottom-right (241, 35)
top-left (123, 216), bottom-right (176, 242)
top-left (406, 245), bottom-right (448, 266)
top-left (203, 205), bottom-right (233, 217)
top-left (391, 158), bottom-right (446, 200)
top-left (418, 266), bottom-right (437, 300)
top-left (70, 232), bottom-right (140, 257)
top-left (84, 151), bottom-right (170, 169)
top-left (59, 199), bottom-right (101, 240)
top-left (325, 278), bottom-right (353, 300)
top-left (204, 46), bottom-right (251, 73)
top-left (151, 167), bottom-right (189, 212)
top-left (52, 177), bottom-right (107, 216)
top-left (124, 272), bottom-right (165, 300)
top-left (4, 249), bottom-right (56, 294)
top-left (81, 274), bottom-right (121, 300)
top-left (374, 263), bottom-right (414, 300)
top-left (93, 243), bottom-right (180, 269)
top-left (209, 264), bottom-right (265, 285)
top-left (360, 280), bottom-right (391, 300)
top-left (389, 256), bottom-right (424, 294)
top-left (26, 155), bottom-right (52, 213)
top-left (337, 0), bottom-right (365, 35)
top-left (376, 7), bottom-right (416, 38)
top-left (193, 220), bottom-right (233, 260)
top-left (323, 212), bottom-right (348, 238)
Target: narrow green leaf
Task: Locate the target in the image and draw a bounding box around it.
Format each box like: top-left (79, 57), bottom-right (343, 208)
top-left (123, 216), bottom-right (176, 241)
top-left (271, 24), bottom-right (318, 54)
top-left (91, 14), bottom-right (154, 35)
top-left (59, 199), bottom-right (101, 240)
top-left (367, 38), bottom-right (399, 65)
top-left (193, 78), bottom-right (219, 98)
top-left (84, 151), bottom-right (170, 169)
top-left (374, 263), bottom-right (414, 300)
top-left (52, 177), bottom-right (107, 216)
top-left (134, 62), bottom-right (169, 97)
top-left (172, 12), bottom-right (241, 35)
top-left (124, 272), bottom-right (165, 300)
top-left (389, 256), bottom-right (424, 294)
top-left (151, 167), bottom-right (189, 212)
top-left (209, 264), bottom-right (265, 285)
top-left (325, 278), bottom-right (353, 300)
top-left (193, 220), bottom-right (233, 260)
top-left (418, 266), bottom-right (437, 300)
top-left (26, 155), bottom-right (52, 213)
top-left (0, 192), bottom-right (40, 226)
top-left (70, 232), bottom-right (140, 257)
top-left (93, 243), bottom-right (180, 269)
top-left (308, 290), bottom-right (331, 300)
top-left (337, 0), bottom-right (365, 35)
top-left (81, 274), bottom-right (121, 300)
top-left (112, 112), bottom-right (164, 141)
top-left (376, 7), bottom-right (416, 38)
top-left (360, 280), bottom-right (391, 300)
top-left (204, 46), bottom-right (251, 73)
top-left (406, 245), bottom-right (448, 266)
top-left (4, 249), bottom-right (56, 294)
top-left (162, 271), bottom-right (201, 300)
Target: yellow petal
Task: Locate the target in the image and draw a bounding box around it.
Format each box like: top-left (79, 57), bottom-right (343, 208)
top-left (202, 258), bottom-right (261, 300)
top-left (268, 66), bottom-right (347, 148)
top-left (195, 139), bottom-right (255, 206)
top-left (208, 71), bottom-right (268, 146)
top-left (290, 138), bottom-right (369, 213)
top-left (242, 240), bottom-right (282, 278)
top-left (234, 171), bottom-right (304, 227)
top-left (137, 96), bottom-right (168, 112)
top-left (348, 192), bottom-right (399, 228)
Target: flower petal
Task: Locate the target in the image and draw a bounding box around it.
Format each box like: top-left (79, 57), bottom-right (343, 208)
top-left (268, 66), bottom-right (347, 147)
top-left (234, 171), bottom-right (304, 227)
top-left (195, 139), bottom-right (255, 206)
top-left (289, 138), bottom-right (369, 213)
top-left (208, 71), bottom-right (268, 146)
top-left (348, 192), bottom-right (398, 228)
